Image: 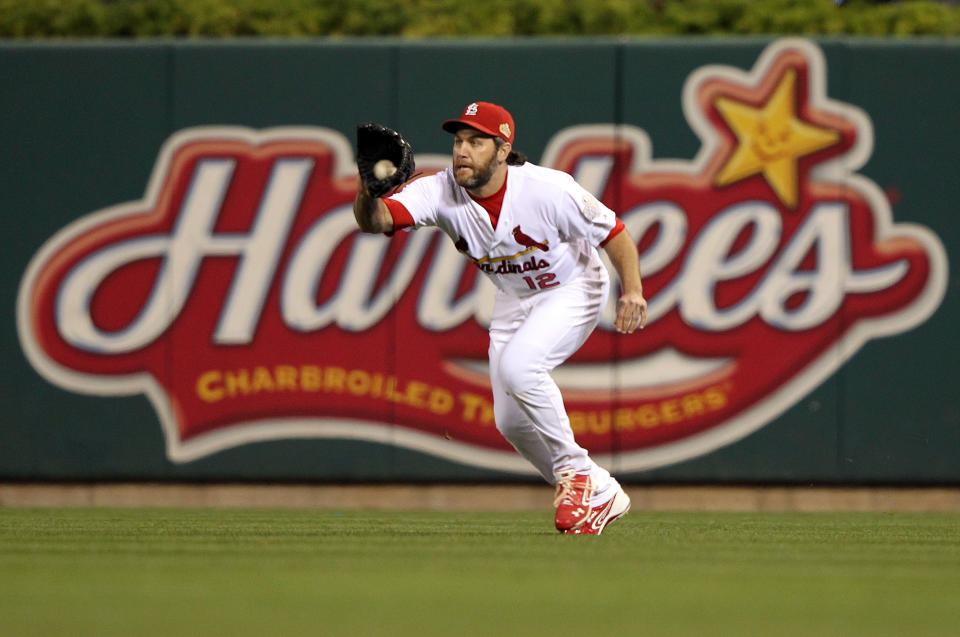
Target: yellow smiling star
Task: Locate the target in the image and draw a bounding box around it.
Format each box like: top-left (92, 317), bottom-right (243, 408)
top-left (714, 69), bottom-right (840, 209)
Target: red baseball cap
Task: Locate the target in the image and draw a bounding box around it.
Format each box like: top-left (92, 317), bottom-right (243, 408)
top-left (442, 101), bottom-right (515, 144)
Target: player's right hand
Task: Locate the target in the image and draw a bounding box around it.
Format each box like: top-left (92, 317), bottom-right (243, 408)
top-left (615, 290), bottom-right (647, 334)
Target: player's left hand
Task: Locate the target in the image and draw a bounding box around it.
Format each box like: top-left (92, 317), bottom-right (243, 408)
top-left (615, 290), bottom-right (647, 334)
top-left (356, 122), bottom-right (416, 198)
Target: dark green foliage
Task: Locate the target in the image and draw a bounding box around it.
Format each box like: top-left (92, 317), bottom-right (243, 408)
top-left (2, 0), bottom-right (960, 38)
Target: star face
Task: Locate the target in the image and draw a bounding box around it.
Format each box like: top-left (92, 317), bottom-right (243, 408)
top-left (713, 69), bottom-right (840, 208)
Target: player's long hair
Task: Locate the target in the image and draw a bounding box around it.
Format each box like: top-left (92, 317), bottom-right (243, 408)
top-left (494, 137), bottom-right (527, 165)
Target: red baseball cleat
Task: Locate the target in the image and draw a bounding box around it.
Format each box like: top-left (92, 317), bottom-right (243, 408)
top-left (553, 469), bottom-right (593, 532)
top-left (564, 487), bottom-right (631, 535)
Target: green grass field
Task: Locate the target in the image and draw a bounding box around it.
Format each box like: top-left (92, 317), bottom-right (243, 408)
top-left (1, 508), bottom-right (958, 636)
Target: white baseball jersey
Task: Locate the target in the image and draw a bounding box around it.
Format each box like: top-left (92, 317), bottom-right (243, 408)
top-left (385, 163), bottom-right (622, 296)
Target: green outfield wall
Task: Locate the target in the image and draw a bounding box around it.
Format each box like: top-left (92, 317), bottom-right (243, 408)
top-left (3, 38), bottom-right (957, 483)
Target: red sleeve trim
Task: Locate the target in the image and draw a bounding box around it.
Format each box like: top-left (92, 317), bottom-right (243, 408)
top-left (599, 218), bottom-right (625, 247)
top-left (383, 198), bottom-right (415, 232)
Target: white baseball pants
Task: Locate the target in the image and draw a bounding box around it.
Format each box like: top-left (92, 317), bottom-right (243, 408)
top-left (487, 259), bottom-right (619, 505)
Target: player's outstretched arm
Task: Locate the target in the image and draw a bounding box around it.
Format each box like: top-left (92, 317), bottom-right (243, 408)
top-left (353, 122), bottom-right (414, 234)
top-left (603, 230), bottom-right (648, 333)
top-left (353, 185), bottom-right (395, 234)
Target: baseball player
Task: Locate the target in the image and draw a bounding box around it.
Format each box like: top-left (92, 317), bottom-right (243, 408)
top-left (353, 102), bottom-right (647, 535)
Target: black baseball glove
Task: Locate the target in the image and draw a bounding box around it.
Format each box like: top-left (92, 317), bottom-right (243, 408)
top-left (356, 122), bottom-right (415, 198)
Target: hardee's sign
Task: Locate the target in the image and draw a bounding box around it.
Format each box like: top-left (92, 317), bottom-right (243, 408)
top-left (17, 40), bottom-right (947, 471)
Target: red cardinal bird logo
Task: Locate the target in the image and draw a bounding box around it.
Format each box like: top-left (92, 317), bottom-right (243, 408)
top-left (512, 225), bottom-right (549, 252)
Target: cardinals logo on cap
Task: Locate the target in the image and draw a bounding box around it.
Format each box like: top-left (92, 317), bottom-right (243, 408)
top-left (443, 102), bottom-right (515, 143)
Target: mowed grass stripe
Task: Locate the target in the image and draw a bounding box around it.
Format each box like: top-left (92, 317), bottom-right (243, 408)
top-left (1, 509), bottom-right (958, 636)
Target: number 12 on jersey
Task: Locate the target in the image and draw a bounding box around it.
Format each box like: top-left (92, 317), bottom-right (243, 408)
top-left (522, 273), bottom-right (559, 290)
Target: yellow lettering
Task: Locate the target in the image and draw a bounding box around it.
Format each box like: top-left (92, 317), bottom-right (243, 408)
top-left (460, 392), bottom-right (483, 421)
top-left (614, 408), bottom-right (635, 431)
top-left (301, 365), bottom-right (322, 391)
top-left (406, 381), bottom-right (428, 408)
top-left (371, 373), bottom-right (384, 398)
top-left (459, 392), bottom-right (494, 425)
top-left (705, 385), bottom-right (729, 410)
top-left (193, 365), bottom-right (475, 423)
top-left (346, 369), bottom-right (370, 396)
top-left (479, 401), bottom-right (494, 425)
top-left (660, 399), bottom-right (683, 424)
top-left (251, 366), bottom-right (275, 393)
top-left (224, 368), bottom-right (250, 398)
top-left (196, 370), bottom-right (224, 403)
top-left (637, 405), bottom-right (660, 428)
top-left (275, 365), bottom-right (298, 391)
top-left (384, 375), bottom-right (402, 403)
top-left (681, 393), bottom-right (705, 417)
top-left (428, 389), bottom-right (454, 415)
top-left (588, 411), bottom-right (611, 434)
top-left (325, 366), bottom-right (346, 392)
top-left (569, 411), bottom-right (587, 435)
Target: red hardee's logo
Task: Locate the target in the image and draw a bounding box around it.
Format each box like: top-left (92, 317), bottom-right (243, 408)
top-left (17, 39), bottom-right (948, 470)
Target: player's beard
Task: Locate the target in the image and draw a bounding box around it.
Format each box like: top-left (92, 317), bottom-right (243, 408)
top-left (455, 150), bottom-right (498, 190)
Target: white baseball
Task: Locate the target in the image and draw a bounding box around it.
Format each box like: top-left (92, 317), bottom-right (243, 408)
top-left (373, 159), bottom-right (397, 180)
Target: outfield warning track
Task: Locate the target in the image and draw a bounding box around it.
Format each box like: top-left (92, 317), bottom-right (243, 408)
top-left (1, 483), bottom-right (959, 512)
